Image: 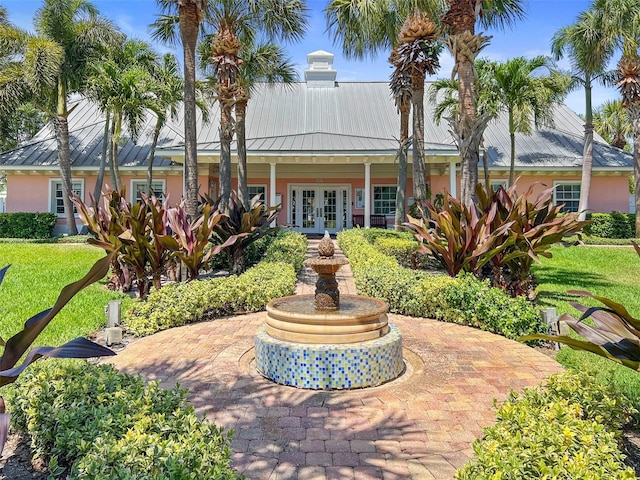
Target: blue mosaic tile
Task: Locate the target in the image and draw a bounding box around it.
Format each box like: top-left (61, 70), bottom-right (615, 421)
top-left (254, 323), bottom-right (403, 390)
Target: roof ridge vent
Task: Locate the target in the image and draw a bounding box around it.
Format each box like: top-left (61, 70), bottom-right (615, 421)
top-left (304, 50), bottom-right (337, 88)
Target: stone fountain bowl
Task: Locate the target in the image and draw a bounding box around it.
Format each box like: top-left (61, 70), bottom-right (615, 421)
top-left (304, 256), bottom-right (348, 275)
top-left (265, 294), bottom-right (389, 344)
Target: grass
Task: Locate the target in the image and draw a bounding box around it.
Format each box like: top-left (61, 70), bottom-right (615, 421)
top-left (0, 244), bottom-right (131, 350)
top-left (532, 244), bottom-right (640, 414)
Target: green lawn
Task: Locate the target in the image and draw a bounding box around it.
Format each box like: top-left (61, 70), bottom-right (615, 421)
top-left (0, 244), bottom-right (131, 349)
top-left (532, 244), bottom-right (640, 412)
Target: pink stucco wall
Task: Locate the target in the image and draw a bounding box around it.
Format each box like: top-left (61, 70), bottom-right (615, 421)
top-left (6, 171), bottom-right (632, 233)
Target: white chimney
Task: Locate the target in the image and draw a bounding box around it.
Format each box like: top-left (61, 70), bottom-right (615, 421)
top-left (304, 50), bottom-right (337, 88)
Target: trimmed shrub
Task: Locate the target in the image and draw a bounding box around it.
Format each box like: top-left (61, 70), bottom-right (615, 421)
top-left (8, 360), bottom-right (239, 479)
top-left (374, 237), bottom-right (419, 268)
top-left (456, 371), bottom-right (636, 480)
top-left (337, 229), bottom-right (545, 340)
top-left (0, 212), bottom-right (57, 239)
top-left (124, 230), bottom-right (306, 336)
top-left (586, 212), bottom-right (636, 239)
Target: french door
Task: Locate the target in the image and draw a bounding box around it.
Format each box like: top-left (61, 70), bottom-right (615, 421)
top-left (289, 185), bottom-right (350, 234)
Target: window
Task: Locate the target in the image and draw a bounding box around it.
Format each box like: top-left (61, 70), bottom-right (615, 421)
top-left (554, 182), bottom-right (580, 213)
top-left (373, 186), bottom-right (396, 215)
top-left (50, 179), bottom-right (83, 215)
top-left (490, 180), bottom-right (508, 192)
top-left (248, 185), bottom-right (267, 202)
top-left (131, 179), bottom-right (166, 203)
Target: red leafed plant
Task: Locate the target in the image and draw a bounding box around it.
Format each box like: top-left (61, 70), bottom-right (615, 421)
top-left (0, 254), bottom-right (116, 454)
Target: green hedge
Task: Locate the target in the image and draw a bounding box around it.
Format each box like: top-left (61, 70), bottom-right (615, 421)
top-left (8, 360), bottom-right (240, 479)
top-left (0, 212), bottom-right (57, 239)
top-left (337, 229), bottom-right (545, 340)
top-left (125, 230), bottom-right (307, 336)
top-left (457, 371), bottom-right (636, 479)
top-left (586, 212), bottom-right (636, 239)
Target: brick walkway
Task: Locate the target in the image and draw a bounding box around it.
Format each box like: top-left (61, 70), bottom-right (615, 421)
top-left (107, 239), bottom-right (562, 479)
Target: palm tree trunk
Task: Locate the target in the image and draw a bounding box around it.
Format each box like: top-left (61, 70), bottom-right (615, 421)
top-left (236, 98), bottom-right (249, 209)
top-left (147, 118), bottom-right (162, 193)
top-left (633, 113), bottom-right (640, 236)
top-left (93, 109), bottom-right (110, 202)
top-left (395, 101), bottom-right (410, 229)
top-left (179, 2), bottom-right (200, 220)
top-left (458, 55), bottom-right (480, 205)
top-left (108, 116), bottom-right (118, 190)
top-left (508, 109), bottom-right (516, 186)
top-left (578, 77), bottom-right (593, 221)
top-left (54, 78), bottom-right (78, 236)
top-left (112, 111), bottom-right (123, 192)
top-left (411, 71), bottom-right (428, 206)
top-left (219, 93), bottom-right (234, 212)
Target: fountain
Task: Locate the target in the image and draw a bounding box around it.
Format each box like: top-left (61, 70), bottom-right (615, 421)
top-left (254, 233), bottom-right (404, 389)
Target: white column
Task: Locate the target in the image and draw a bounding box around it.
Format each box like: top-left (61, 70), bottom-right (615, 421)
top-left (182, 160), bottom-right (186, 200)
top-left (364, 162), bottom-right (371, 228)
top-left (270, 163), bottom-right (277, 227)
top-left (449, 160), bottom-right (457, 198)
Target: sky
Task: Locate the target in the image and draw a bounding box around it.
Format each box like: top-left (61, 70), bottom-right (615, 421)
top-left (0, 0), bottom-right (619, 116)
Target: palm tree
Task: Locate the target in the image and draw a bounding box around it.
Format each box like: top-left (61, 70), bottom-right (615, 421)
top-left (206, 0), bottom-right (307, 211)
top-left (34, 0), bottom-right (119, 234)
top-left (234, 44), bottom-right (297, 209)
top-left (85, 40), bottom-right (159, 193)
top-left (390, 13), bottom-right (442, 207)
top-left (592, 0), bottom-right (640, 234)
top-left (593, 99), bottom-right (631, 150)
top-left (441, 0), bottom-right (526, 205)
top-left (389, 49), bottom-right (412, 229)
top-left (326, 0), bottom-right (442, 209)
top-left (482, 56), bottom-right (570, 187)
top-left (552, 9), bottom-right (615, 220)
top-left (146, 54), bottom-right (186, 193)
top-left (0, 0), bottom-right (118, 234)
top-left (152, 0), bottom-right (209, 220)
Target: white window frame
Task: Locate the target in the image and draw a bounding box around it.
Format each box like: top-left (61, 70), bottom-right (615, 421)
top-left (373, 184), bottom-right (396, 216)
top-left (247, 184), bottom-right (268, 203)
top-left (49, 178), bottom-right (84, 217)
top-left (553, 181), bottom-right (581, 213)
top-left (490, 179), bottom-right (508, 192)
top-left (130, 179), bottom-right (166, 203)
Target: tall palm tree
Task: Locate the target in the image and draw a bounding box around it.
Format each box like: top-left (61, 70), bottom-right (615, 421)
top-left (389, 49), bottom-right (412, 229)
top-left (34, 0), bottom-right (119, 234)
top-left (234, 44), bottom-right (297, 208)
top-left (0, 0), bottom-right (118, 234)
top-left (326, 0), bottom-right (442, 209)
top-left (593, 99), bottom-right (631, 150)
top-left (593, 0), bottom-right (640, 233)
top-left (390, 13), bottom-right (442, 207)
top-left (552, 9), bottom-right (615, 220)
top-left (441, 0), bottom-right (526, 206)
top-left (85, 40), bottom-right (158, 193)
top-left (206, 0), bottom-right (307, 211)
top-left (482, 56), bottom-right (570, 186)
top-left (146, 53), bottom-right (186, 193)
top-left (152, 0), bottom-right (209, 220)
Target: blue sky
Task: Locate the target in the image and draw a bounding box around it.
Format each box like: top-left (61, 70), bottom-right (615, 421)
top-left (2, 0), bottom-right (619, 115)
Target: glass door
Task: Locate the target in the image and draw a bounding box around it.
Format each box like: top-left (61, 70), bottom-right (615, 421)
top-left (290, 185), bottom-right (349, 234)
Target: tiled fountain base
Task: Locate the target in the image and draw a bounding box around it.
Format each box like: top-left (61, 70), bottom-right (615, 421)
top-left (254, 323), bottom-right (403, 389)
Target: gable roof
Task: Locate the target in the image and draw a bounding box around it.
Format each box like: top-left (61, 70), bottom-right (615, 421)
top-left (0, 83), bottom-right (633, 172)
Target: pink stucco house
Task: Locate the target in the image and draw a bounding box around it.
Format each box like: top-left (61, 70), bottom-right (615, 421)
top-left (0, 51), bottom-right (633, 235)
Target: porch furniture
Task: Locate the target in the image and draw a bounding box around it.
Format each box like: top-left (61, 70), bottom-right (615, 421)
top-left (351, 214), bottom-right (387, 229)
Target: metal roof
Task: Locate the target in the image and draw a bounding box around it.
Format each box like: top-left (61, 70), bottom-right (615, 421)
top-left (0, 95), bottom-right (177, 170)
top-left (0, 83), bottom-right (633, 171)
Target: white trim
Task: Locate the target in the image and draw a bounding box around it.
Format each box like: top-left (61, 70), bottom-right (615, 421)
top-left (553, 180), bottom-right (581, 212)
top-left (49, 178), bottom-right (85, 217)
top-left (364, 163), bottom-right (371, 228)
top-left (287, 183), bottom-right (351, 233)
top-left (129, 178), bottom-right (166, 203)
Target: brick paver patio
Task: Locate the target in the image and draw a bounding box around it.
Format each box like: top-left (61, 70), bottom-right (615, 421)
top-left (107, 240), bottom-right (562, 479)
